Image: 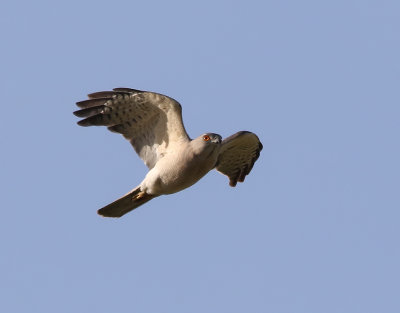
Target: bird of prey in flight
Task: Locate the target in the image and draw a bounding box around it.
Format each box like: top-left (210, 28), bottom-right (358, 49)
top-left (74, 88), bottom-right (262, 218)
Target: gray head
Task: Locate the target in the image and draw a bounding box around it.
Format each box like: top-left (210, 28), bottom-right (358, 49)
top-left (190, 133), bottom-right (222, 156)
top-left (200, 133), bottom-right (222, 144)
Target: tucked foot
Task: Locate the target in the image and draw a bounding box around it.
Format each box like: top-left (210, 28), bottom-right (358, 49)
top-left (97, 187), bottom-right (155, 218)
top-left (133, 191), bottom-right (147, 201)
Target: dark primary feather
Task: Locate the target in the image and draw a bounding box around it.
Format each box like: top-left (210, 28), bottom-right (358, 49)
top-left (87, 90), bottom-right (132, 99)
top-left (73, 105), bottom-right (104, 118)
top-left (113, 87), bottom-right (144, 93)
top-left (86, 88), bottom-right (143, 99)
top-left (76, 97), bottom-right (113, 109)
top-left (216, 131), bottom-right (263, 187)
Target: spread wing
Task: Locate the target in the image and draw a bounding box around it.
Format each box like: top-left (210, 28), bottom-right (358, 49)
top-left (216, 131), bottom-right (263, 187)
top-left (74, 88), bottom-right (190, 169)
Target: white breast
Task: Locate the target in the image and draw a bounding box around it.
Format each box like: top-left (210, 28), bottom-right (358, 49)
top-left (140, 143), bottom-right (220, 195)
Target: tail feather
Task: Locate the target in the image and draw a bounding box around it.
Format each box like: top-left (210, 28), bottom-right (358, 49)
top-left (97, 187), bottom-right (155, 218)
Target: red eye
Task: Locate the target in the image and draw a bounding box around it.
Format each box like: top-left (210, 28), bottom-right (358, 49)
top-left (203, 135), bottom-right (210, 141)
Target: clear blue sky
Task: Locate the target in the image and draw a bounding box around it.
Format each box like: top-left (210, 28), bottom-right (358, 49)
top-left (1, 0), bottom-right (399, 312)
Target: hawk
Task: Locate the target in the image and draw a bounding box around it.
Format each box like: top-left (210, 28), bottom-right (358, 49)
top-left (74, 88), bottom-right (262, 217)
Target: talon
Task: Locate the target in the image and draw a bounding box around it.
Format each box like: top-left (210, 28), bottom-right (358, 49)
top-left (133, 191), bottom-right (146, 200)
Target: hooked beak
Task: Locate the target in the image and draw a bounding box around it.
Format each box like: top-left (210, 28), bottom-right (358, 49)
top-left (212, 135), bottom-right (222, 144)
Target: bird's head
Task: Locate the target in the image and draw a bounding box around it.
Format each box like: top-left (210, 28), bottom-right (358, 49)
top-left (191, 133), bottom-right (222, 156)
top-left (200, 133), bottom-right (222, 144)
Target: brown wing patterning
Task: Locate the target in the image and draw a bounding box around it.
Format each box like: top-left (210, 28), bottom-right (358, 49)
top-left (216, 131), bottom-right (262, 187)
top-left (73, 88), bottom-right (189, 169)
